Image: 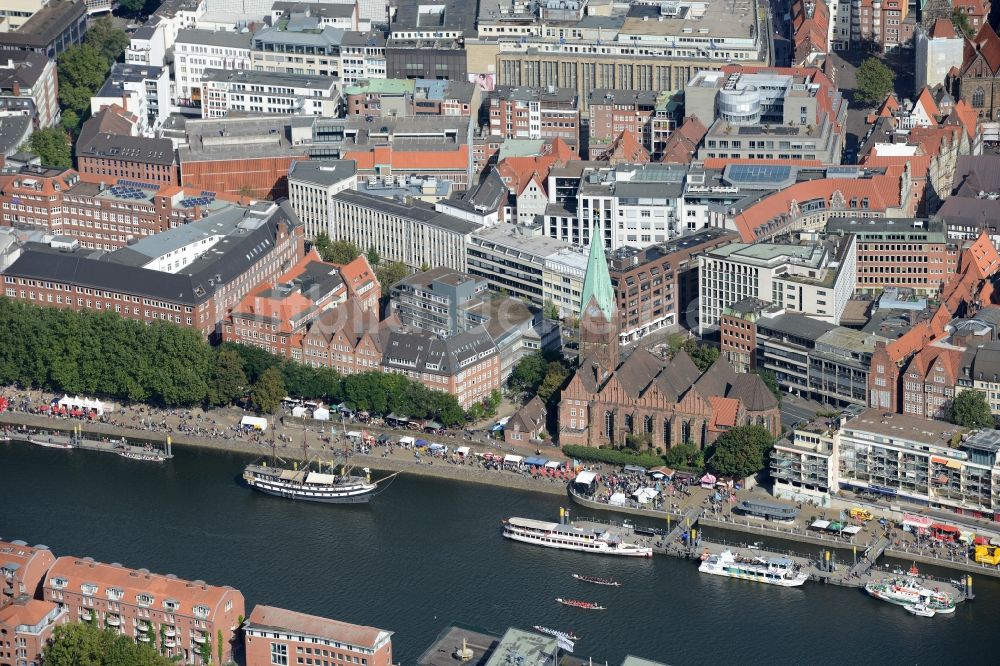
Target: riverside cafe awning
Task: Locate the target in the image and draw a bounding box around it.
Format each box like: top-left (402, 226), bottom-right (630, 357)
top-left (810, 520), bottom-right (863, 537)
top-left (572, 470), bottom-right (598, 494)
top-left (903, 513), bottom-right (933, 535)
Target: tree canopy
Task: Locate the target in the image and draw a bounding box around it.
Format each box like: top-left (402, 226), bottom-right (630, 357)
top-left (43, 623), bottom-right (173, 666)
top-left (55, 19), bottom-right (129, 137)
top-left (375, 261), bottom-right (409, 291)
top-left (855, 57), bottom-right (895, 106)
top-left (707, 425), bottom-right (775, 479)
top-left (25, 128), bottom-right (72, 169)
top-left (951, 8), bottom-right (975, 39)
top-left (951, 389), bottom-right (994, 428)
top-left (84, 16), bottom-right (130, 66)
top-left (251, 366), bottom-right (286, 414)
top-left (507, 351), bottom-right (571, 404)
top-left (664, 333), bottom-right (719, 371)
top-left (313, 233), bottom-right (361, 264)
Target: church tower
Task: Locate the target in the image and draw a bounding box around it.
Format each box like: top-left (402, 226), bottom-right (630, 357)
top-left (579, 224), bottom-right (620, 370)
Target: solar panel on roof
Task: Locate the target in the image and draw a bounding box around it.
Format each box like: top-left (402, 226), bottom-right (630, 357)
top-left (726, 164), bottom-right (792, 184)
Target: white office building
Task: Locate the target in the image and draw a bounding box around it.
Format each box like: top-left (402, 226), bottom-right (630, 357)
top-left (173, 28), bottom-right (252, 107)
top-left (287, 159), bottom-right (357, 238)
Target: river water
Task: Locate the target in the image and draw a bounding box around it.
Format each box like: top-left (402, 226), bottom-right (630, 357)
top-left (2, 441), bottom-right (998, 664)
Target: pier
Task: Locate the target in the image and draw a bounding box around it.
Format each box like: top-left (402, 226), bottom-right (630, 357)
top-left (571, 516), bottom-right (977, 604)
top-left (8, 426), bottom-right (172, 462)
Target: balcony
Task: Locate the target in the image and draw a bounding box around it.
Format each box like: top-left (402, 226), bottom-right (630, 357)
top-left (192, 632), bottom-right (207, 644)
top-left (137, 621), bottom-right (150, 632)
top-left (80, 609), bottom-right (93, 621)
top-left (163, 638), bottom-right (176, 649)
top-left (138, 633), bottom-right (151, 642)
top-left (106, 615), bottom-right (121, 627)
top-left (163, 626), bottom-right (176, 638)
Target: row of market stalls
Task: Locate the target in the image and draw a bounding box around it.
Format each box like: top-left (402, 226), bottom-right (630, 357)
top-left (808, 519), bottom-right (864, 538)
top-left (37, 395), bottom-right (108, 418)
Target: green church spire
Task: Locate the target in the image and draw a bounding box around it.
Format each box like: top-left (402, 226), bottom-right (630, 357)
top-left (580, 224), bottom-right (616, 321)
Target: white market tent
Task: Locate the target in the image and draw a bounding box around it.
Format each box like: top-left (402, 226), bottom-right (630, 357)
top-left (503, 454), bottom-right (524, 465)
top-left (842, 525), bottom-right (863, 536)
top-left (544, 460), bottom-right (563, 469)
top-left (241, 415), bottom-right (268, 431)
top-left (810, 520), bottom-right (831, 530)
top-left (633, 487), bottom-right (659, 504)
top-left (312, 406), bottom-right (330, 420)
top-left (346, 430), bottom-right (362, 439)
top-left (608, 492), bottom-right (628, 507)
top-left (57, 395), bottom-right (106, 415)
top-left (399, 436), bottom-right (416, 445)
top-left (291, 405), bottom-right (307, 418)
top-left (574, 470), bottom-right (597, 485)
top-left (456, 446), bottom-right (471, 457)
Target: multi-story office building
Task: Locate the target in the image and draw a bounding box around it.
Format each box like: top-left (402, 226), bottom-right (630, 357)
top-left (837, 409), bottom-right (1000, 520)
top-left (344, 78), bottom-right (479, 117)
top-left (173, 29), bottom-right (252, 107)
top-left (327, 190), bottom-right (480, 272)
top-left (771, 418), bottom-right (839, 506)
top-left (1, 201), bottom-right (304, 340)
top-left (488, 86), bottom-right (579, 147)
top-left (543, 163), bottom-right (689, 251)
top-left (964, 341), bottom-right (1000, 420)
top-left (685, 67), bottom-right (848, 166)
top-left (698, 236), bottom-right (857, 333)
top-left (43, 556), bottom-right (245, 665)
top-left (200, 69), bottom-right (341, 119)
top-left (0, 0), bottom-right (87, 58)
top-left (286, 159), bottom-right (357, 239)
top-left (244, 605), bottom-right (394, 666)
top-left (826, 218), bottom-right (958, 297)
top-left (91, 63), bottom-right (170, 135)
top-left (543, 247), bottom-right (588, 319)
top-left (0, 52), bottom-right (59, 129)
top-left (587, 90), bottom-right (660, 160)
top-left (177, 117), bottom-right (310, 199)
top-left (269, 1), bottom-right (360, 31)
top-left (75, 130), bottom-right (178, 188)
top-left (338, 30), bottom-right (387, 85)
top-left (468, 0), bottom-right (768, 111)
top-left (466, 223), bottom-right (579, 310)
top-left (608, 228), bottom-right (738, 342)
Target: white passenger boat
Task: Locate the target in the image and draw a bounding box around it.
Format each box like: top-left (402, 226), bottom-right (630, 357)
top-left (905, 603), bottom-right (936, 617)
top-left (698, 549), bottom-right (809, 587)
top-left (864, 576), bottom-right (956, 611)
top-left (502, 517), bottom-right (653, 557)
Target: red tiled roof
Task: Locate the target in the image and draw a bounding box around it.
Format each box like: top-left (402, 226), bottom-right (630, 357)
top-left (247, 605), bottom-right (390, 648)
top-left (496, 140), bottom-right (575, 195)
top-left (659, 116), bottom-right (706, 164)
top-left (333, 255), bottom-right (378, 298)
top-left (914, 87), bottom-right (941, 122)
top-left (947, 99), bottom-right (979, 141)
top-left (598, 129), bottom-right (650, 165)
top-left (45, 557), bottom-right (240, 617)
top-left (862, 153), bottom-right (931, 180)
top-left (929, 17), bottom-right (958, 39)
top-left (707, 396), bottom-right (740, 431)
top-left (885, 324), bottom-right (932, 363)
top-left (972, 23), bottom-right (1000, 73)
top-left (961, 231), bottom-right (1000, 280)
top-left (732, 165), bottom-right (906, 242)
top-left (0, 599), bottom-right (59, 628)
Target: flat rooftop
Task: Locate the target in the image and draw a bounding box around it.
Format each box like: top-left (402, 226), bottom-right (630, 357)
top-left (416, 625), bottom-right (498, 666)
top-left (842, 408), bottom-right (962, 447)
top-left (202, 68), bottom-right (336, 90)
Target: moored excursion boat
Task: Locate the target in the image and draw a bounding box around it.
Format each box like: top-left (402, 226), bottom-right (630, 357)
top-left (502, 516), bottom-right (653, 557)
top-left (119, 450), bottom-right (166, 462)
top-left (27, 436), bottom-right (73, 450)
top-left (555, 598), bottom-right (605, 611)
top-left (905, 603), bottom-right (936, 617)
top-left (698, 549), bottom-right (809, 587)
top-left (243, 463), bottom-right (390, 504)
top-left (533, 626), bottom-right (580, 642)
top-left (572, 574), bottom-right (621, 586)
top-left (864, 576), bottom-right (956, 611)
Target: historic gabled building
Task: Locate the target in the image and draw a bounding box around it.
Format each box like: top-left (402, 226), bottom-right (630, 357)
top-left (952, 23), bottom-right (1000, 120)
top-left (559, 226), bottom-right (779, 450)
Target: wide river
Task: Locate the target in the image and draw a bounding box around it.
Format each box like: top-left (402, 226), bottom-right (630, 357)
top-left (3, 441), bottom-right (999, 664)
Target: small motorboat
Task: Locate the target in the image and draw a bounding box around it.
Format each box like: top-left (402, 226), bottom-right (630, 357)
top-left (533, 626), bottom-right (580, 642)
top-left (555, 598), bottom-right (606, 611)
top-left (572, 574), bottom-right (621, 587)
top-left (905, 603), bottom-right (935, 617)
top-left (27, 437), bottom-right (73, 450)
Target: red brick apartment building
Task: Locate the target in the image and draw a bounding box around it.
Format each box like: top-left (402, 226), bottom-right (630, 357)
top-left (488, 86), bottom-right (580, 147)
top-left (222, 251), bottom-right (380, 360)
top-left (76, 132), bottom-right (179, 187)
top-left (244, 605), bottom-right (393, 666)
top-left (0, 165), bottom-right (242, 250)
top-left (43, 556), bottom-right (244, 665)
top-left (1, 539), bottom-right (66, 666)
top-left (2, 201), bottom-right (304, 340)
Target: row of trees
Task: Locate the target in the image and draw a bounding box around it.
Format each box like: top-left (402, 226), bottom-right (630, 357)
top-left (0, 298), bottom-right (469, 425)
top-left (219, 343), bottom-right (467, 426)
top-left (507, 351), bottom-right (572, 404)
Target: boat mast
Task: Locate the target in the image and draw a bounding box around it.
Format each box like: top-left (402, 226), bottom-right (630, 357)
top-left (270, 418), bottom-right (277, 466)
